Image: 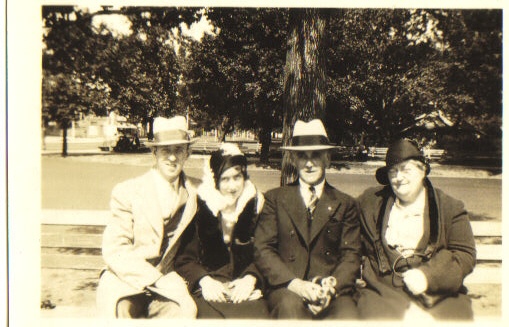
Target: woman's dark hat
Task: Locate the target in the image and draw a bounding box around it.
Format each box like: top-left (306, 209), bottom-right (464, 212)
top-left (209, 143), bottom-right (247, 188)
top-left (375, 139), bottom-right (430, 185)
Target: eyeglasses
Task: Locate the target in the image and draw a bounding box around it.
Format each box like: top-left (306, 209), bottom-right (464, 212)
top-left (388, 161), bottom-right (425, 179)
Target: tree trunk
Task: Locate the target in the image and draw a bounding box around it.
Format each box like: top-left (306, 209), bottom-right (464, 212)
top-left (147, 116), bottom-right (154, 140)
top-left (258, 126), bottom-right (272, 165)
top-left (61, 125), bottom-right (68, 157)
top-left (280, 8), bottom-right (327, 186)
top-left (216, 116), bottom-right (231, 142)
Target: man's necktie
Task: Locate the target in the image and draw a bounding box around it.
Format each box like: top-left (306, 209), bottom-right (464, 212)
top-left (307, 186), bottom-right (318, 233)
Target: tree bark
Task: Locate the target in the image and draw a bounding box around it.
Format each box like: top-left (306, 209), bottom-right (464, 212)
top-left (280, 9), bottom-right (327, 186)
top-left (216, 116), bottom-right (231, 142)
top-left (61, 124), bottom-right (68, 157)
top-left (147, 116), bottom-right (154, 140)
top-left (258, 125), bottom-right (272, 165)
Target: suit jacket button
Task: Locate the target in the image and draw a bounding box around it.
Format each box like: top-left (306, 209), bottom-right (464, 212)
top-left (290, 230), bottom-right (295, 237)
top-left (325, 251), bottom-right (331, 256)
top-left (289, 255), bottom-right (296, 261)
top-left (326, 229), bottom-right (331, 233)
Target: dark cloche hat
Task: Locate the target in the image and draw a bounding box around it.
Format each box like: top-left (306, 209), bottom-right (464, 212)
top-left (375, 139), bottom-right (430, 185)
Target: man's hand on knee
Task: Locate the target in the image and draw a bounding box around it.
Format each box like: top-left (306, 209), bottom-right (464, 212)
top-left (287, 278), bottom-right (322, 304)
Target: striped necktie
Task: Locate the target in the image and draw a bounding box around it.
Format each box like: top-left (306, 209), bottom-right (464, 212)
top-left (308, 186), bottom-right (318, 216)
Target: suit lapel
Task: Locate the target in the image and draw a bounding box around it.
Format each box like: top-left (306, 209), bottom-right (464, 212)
top-left (281, 185), bottom-right (310, 244)
top-left (309, 183), bottom-right (341, 242)
top-left (157, 177), bottom-right (198, 272)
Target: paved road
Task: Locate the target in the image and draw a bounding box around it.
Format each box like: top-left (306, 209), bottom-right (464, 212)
top-left (41, 156), bottom-right (501, 221)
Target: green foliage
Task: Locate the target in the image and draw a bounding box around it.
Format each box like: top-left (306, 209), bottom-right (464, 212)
top-left (41, 6), bottom-right (502, 157)
top-left (324, 9), bottom-right (501, 150)
top-left (184, 8), bottom-right (288, 143)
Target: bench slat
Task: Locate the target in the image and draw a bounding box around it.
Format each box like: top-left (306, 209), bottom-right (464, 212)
top-left (42, 254), bottom-right (104, 270)
top-left (42, 210), bottom-right (108, 226)
top-left (476, 244), bottom-right (502, 262)
top-left (470, 221), bottom-right (502, 237)
top-left (41, 224), bottom-right (105, 234)
top-left (464, 266), bottom-right (501, 284)
top-left (42, 210), bottom-right (502, 238)
top-left (42, 233), bottom-right (103, 249)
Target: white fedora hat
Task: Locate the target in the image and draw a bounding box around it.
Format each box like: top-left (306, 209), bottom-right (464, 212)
top-left (147, 116), bottom-right (195, 147)
top-left (280, 119), bottom-right (336, 151)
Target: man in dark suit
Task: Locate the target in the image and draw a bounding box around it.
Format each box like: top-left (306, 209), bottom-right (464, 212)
top-left (254, 119), bottom-right (361, 319)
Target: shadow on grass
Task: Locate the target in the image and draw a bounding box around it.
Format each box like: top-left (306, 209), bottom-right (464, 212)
top-left (330, 162), bottom-right (354, 171)
top-left (439, 157), bottom-right (502, 176)
top-left (43, 152), bottom-right (114, 158)
top-left (76, 281), bottom-right (98, 291)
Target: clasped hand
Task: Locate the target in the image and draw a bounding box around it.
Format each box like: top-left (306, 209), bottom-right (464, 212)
top-left (288, 278), bottom-right (336, 315)
top-left (402, 269), bottom-right (428, 295)
top-left (199, 275), bottom-right (256, 303)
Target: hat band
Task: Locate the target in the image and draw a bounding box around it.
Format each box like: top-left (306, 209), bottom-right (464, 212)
top-left (154, 130), bottom-right (189, 143)
top-left (291, 135), bottom-right (331, 147)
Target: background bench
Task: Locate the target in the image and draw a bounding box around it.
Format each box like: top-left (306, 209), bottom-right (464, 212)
top-left (190, 139), bottom-right (261, 155)
top-left (369, 147), bottom-right (445, 161)
top-left (41, 209), bottom-right (501, 316)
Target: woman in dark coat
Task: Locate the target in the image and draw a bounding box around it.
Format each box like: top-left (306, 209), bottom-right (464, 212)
top-left (175, 143), bottom-right (269, 318)
top-left (356, 139), bottom-right (476, 320)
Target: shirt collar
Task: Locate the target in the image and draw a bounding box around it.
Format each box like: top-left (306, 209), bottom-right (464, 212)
top-left (299, 178), bottom-right (325, 198)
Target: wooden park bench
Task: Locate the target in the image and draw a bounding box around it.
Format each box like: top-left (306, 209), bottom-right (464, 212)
top-left (370, 147), bottom-right (446, 161)
top-left (41, 209), bottom-right (502, 317)
top-left (190, 139), bottom-right (261, 155)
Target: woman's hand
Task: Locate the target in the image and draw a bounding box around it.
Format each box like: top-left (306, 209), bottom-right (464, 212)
top-left (227, 275), bottom-right (257, 303)
top-left (199, 276), bottom-right (228, 302)
top-left (402, 269), bottom-right (428, 295)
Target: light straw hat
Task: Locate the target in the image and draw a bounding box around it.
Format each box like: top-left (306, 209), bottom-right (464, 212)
top-left (280, 119), bottom-right (336, 151)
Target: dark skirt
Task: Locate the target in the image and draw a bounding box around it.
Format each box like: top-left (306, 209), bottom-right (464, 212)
top-left (357, 263), bottom-right (473, 320)
top-left (193, 294), bottom-right (269, 319)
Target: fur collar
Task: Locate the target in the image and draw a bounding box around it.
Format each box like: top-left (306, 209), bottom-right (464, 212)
top-left (198, 178), bottom-right (258, 219)
top-left (197, 156), bottom-right (264, 224)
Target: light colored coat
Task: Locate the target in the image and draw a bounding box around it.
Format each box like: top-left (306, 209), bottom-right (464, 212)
top-left (96, 170), bottom-right (199, 318)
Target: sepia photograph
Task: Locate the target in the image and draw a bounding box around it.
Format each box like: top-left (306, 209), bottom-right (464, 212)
top-left (6, 0), bottom-right (506, 325)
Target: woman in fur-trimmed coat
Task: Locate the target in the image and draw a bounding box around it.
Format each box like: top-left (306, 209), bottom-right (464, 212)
top-left (175, 143), bottom-right (269, 319)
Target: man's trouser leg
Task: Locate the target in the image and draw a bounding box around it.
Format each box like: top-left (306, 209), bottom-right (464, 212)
top-left (116, 293), bottom-right (150, 318)
top-left (267, 288), bottom-right (312, 319)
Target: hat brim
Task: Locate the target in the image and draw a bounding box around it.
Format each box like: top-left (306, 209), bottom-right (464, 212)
top-left (375, 167), bottom-right (390, 185)
top-left (280, 145), bottom-right (336, 151)
top-left (146, 139), bottom-right (196, 147)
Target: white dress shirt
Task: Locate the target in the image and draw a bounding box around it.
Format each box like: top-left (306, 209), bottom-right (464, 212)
top-left (385, 189), bottom-right (426, 255)
top-left (299, 179), bottom-right (325, 208)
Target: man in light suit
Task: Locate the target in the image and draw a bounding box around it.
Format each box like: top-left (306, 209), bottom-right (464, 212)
top-left (254, 119), bottom-right (361, 319)
top-left (96, 116), bottom-right (199, 318)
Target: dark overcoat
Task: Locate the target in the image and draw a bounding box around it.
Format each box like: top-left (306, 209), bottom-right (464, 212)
top-left (356, 179), bottom-right (476, 319)
top-left (175, 190), bottom-right (269, 318)
top-left (176, 196), bottom-right (263, 289)
top-left (254, 182), bottom-right (361, 297)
